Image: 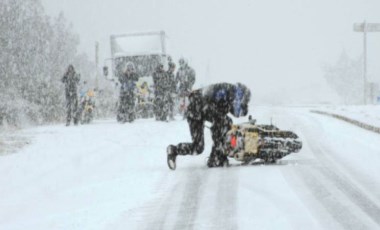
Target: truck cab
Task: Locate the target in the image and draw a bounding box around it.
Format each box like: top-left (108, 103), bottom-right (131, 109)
top-left (104, 31), bottom-right (168, 81)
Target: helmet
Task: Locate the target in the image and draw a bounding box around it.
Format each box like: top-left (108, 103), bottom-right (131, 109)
top-left (179, 58), bottom-right (186, 67)
top-left (156, 63), bottom-right (164, 72)
top-left (169, 62), bottom-right (176, 69)
top-left (68, 64), bottom-right (75, 72)
top-left (231, 83), bottom-right (251, 117)
top-left (126, 62), bottom-right (135, 72)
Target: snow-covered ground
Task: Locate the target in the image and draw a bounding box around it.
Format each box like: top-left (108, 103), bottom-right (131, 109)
top-left (1, 106), bottom-right (380, 230)
top-left (0, 127), bottom-right (32, 156)
top-left (314, 105), bottom-right (380, 128)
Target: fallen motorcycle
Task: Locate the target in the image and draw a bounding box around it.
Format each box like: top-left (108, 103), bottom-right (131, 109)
top-left (225, 116), bottom-right (302, 164)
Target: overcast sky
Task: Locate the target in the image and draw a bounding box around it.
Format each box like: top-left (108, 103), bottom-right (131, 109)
top-left (41, 0), bottom-right (380, 104)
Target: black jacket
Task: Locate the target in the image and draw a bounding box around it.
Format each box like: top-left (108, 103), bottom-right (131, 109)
top-left (175, 65), bottom-right (196, 94)
top-left (187, 83), bottom-right (250, 120)
top-left (62, 69), bottom-right (80, 94)
top-left (153, 69), bottom-right (171, 95)
top-left (119, 71), bottom-right (139, 95)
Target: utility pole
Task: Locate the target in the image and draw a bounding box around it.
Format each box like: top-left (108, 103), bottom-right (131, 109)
top-left (95, 41), bottom-right (99, 89)
top-left (354, 21), bottom-right (380, 104)
top-left (363, 22), bottom-right (367, 104)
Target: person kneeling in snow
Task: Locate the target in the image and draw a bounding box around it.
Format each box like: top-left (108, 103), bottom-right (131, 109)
top-left (166, 82), bottom-right (251, 170)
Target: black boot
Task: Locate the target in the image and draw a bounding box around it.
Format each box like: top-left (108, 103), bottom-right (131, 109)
top-left (207, 154), bottom-right (217, 168)
top-left (167, 145), bottom-right (178, 170)
top-left (219, 154), bottom-right (229, 167)
top-left (207, 152), bottom-right (229, 168)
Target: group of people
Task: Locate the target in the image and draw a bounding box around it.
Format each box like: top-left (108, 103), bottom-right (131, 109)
top-left (61, 65), bottom-right (96, 126)
top-left (62, 62), bottom-right (253, 170)
top-left (152, 57), bottom-right (196, 121)
top-left (116, 57), bottom-right (196, 123)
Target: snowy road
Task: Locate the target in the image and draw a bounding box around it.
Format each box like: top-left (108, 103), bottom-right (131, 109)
top-left (276, 108), bottom-right (380, 230)
top-left (1, 107), bottom-right (380, 230)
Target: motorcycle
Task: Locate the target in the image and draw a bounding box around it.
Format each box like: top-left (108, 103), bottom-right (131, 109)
top-left (224, 116), bottom-right (302, 164)
top-left (79, 90), bottom-right (95, 124)
top-left (135, 84), bottom-right (155, 119)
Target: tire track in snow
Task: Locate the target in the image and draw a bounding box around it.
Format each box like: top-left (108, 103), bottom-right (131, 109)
top-left (308, 141), bottom-right (380, 228)
top-left (290, 112), bottom-right (380, 229)
top-left (117, 165), bottom-right (239, 230)
top-left (124, 168), bottom-right (209, 230)
top-left (295, 165), bottom-right (370, 230)
top-left (104, 171), bottom-right (180, 230)
top-left (141, 176), bottom-right (181, 230)
top-left (172, 169), bottom-right (206, 230)
top-left (212, 168), bottom-right (238, 230)
top-left (318, 164), bottom-right (380, 226)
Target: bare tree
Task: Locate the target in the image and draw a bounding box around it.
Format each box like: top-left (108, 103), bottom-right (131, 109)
top-left (0, 0), bottom-right (94, 126)
top-left (323, 51), bottom-right (363, 104)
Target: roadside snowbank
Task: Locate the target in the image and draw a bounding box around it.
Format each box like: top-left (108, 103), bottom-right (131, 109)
top-left (314, 105), bottom-right (380, 128)
top-left (0, 127), bottom-right (32, 156)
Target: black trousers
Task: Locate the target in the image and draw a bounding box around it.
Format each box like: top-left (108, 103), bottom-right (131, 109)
top-left (118, 93), bottom-right (135, 122)
top-left (154, 91), bottom-right (173, 121)
top-left (65, 91), bottom-right (78, 123)
top-left (175, 92), bottom-right (232, 157)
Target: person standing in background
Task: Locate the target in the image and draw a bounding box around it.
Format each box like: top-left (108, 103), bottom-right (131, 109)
top-left (167, 62), bottom-right (177, 120)
top-left (61, 65), bottom-right (80, 126)
top-left (175, 58), bottom-right (196, 118)
top-left (117, 62), bottom-right (139, 123)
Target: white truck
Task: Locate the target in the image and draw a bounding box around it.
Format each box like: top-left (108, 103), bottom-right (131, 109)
top-left (103, 31), bottom-right (169, 119)
top-left (103, 30), bottom-right (168, 81)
